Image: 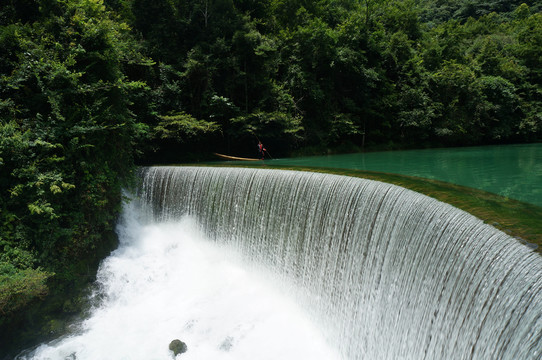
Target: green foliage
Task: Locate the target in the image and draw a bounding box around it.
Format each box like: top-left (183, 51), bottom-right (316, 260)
top-left (0, 1), bottom-right (151, 347)
top-left (0, 268), bottom-right (51, 315)
top-left (231, 111), bottom-right (304, 140)
top-left (419, 0), bottom-right (542, 25)
top-left (117, 0), bottom-right (541, 154)
top-left (154, 112), bottom-right (219, 141)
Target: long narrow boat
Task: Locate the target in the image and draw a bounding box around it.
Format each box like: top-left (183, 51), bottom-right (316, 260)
top-left (214, 153), bottom-right (262, 161)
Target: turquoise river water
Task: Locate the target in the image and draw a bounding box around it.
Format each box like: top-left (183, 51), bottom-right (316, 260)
top-left (220, 143), bottom-right (542, 208)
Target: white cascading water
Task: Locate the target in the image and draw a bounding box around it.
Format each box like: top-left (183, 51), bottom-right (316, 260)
top-left (21, 166), bottom-right (542, 359)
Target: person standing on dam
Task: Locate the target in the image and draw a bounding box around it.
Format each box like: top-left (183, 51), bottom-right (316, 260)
top-left (257, 141), bottom-right (267, 160)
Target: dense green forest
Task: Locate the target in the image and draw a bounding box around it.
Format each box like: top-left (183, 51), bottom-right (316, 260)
top-left (1, 0), bottom-right (541, 354)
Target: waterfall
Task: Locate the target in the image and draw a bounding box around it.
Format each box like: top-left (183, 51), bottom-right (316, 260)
top-left (138, 166), bottom-right (542, 359)
top-left (20, 166), bottom-right (542, 360)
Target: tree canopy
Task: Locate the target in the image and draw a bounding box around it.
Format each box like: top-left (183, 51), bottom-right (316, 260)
top-left (117, 0), bottom-right (541, 159)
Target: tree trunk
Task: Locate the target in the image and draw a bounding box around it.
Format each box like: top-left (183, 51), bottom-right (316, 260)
top-left (244, 58), bottom-right (248, 113)
top-left (201, 0), bottom-right (209, 28)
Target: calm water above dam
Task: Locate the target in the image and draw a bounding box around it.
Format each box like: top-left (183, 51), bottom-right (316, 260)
top-left (245, 143), bottom-right (542, 207)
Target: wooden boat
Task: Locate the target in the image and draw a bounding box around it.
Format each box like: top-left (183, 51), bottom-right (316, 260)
top-left (214, 153), bottom-right (262, 161)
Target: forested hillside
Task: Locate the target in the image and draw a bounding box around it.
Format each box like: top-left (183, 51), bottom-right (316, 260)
top-left (116, 0), bottom-right (542, 159)
top-left (1, 0), bottom-right (541, 354)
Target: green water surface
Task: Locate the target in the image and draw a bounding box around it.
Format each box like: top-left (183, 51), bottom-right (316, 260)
top-left (221, 143), bottom-right (542, 208)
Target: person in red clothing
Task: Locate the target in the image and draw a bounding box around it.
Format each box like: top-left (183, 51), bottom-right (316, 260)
top-left (257, 141), bottom-right (266, 160)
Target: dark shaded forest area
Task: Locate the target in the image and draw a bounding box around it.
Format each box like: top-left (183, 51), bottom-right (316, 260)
top-left (1, 0), bottom-right (541, 354)
top-left (115, 0), bottom-right (542, 160)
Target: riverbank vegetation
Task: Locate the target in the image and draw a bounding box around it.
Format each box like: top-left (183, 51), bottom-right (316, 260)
top-left (1, 0), bottom-right (541, 355)
top-left (0, 0), bottom-right (151, 353)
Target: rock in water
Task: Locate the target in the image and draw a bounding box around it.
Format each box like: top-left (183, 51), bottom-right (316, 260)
top-left (169, 339), bottom-right (188, 356)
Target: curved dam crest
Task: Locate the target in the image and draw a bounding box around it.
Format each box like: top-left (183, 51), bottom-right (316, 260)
top-left (138, 166), bottom-right (542, 359)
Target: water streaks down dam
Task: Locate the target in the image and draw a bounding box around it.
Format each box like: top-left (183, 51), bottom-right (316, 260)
top-left (22, 166), bottom-right (542, 359)
top-left (138, 167), bottom-right (542, 359)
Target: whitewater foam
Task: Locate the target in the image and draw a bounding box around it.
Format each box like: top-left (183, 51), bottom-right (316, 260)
top-left (20, 202), bottom-right (340, 360)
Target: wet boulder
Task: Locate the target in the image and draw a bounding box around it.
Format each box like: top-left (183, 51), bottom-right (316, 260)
top-left (169, 339), bottom-right (187, 357)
